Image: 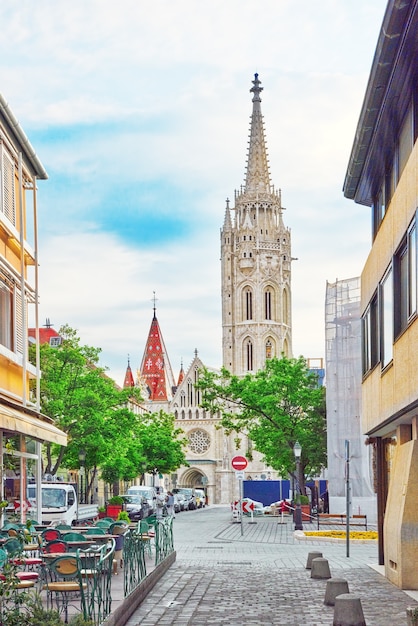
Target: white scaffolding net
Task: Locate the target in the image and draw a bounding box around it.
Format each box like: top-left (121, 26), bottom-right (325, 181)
top-left (325, 277), bottom-right (374, 499)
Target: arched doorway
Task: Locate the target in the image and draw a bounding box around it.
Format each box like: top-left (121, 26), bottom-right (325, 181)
top-left (178, 467), bottom-right (209, 503)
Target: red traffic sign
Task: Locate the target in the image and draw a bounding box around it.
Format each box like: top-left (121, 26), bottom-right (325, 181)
top-left (231, 455), bottom-right (248, 470)
top-left (242, 500), bottom-right (255, 513)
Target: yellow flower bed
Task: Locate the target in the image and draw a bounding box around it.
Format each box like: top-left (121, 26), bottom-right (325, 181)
top-left (304, 530), bottom-right (377, 540)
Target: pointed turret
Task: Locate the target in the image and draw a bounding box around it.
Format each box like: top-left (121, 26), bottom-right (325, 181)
top-left (223, 198), bottom-right (232, 230)
top-left (123, 356), bottom-right (135, 388)
top-left (177, 360), bottom-right (185, 386)
top-left (244, 73), bottom-right (271, 195)
top-left (139, 301), bottom-right (176, 402)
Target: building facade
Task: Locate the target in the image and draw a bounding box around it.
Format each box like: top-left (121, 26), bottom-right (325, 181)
top-left (0, 95), bottom-right (67, 523)
top-left (343, 0), bottom-right (418, 589)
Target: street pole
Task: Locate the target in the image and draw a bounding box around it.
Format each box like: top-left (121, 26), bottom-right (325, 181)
top-left (294, 441), bottom-right (303, 531)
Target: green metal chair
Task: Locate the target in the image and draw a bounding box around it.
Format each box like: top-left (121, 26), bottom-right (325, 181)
top-left (42, 554), bottom-right (87, 623)
top-left (62, 532), bottom-right (88, 542)
top-left (85, 527), bottom-right (105, 535)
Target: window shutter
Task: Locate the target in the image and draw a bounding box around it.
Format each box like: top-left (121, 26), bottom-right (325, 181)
top-left (1, 147), bottom-right (16, 226)
top-left (14, 286), bottom-right (24, 355)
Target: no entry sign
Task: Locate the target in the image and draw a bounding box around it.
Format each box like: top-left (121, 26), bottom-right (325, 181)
top-left (231, 455), bottom-right (248, 471)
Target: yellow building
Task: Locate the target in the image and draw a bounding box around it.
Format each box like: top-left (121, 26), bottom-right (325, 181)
top-left (0, 95), bottom-right (66, 523)
top-left (343, 1), bottom-right (418, 589)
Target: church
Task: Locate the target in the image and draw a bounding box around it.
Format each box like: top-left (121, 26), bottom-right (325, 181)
top-left (125, 74), bottom-right (295, 505)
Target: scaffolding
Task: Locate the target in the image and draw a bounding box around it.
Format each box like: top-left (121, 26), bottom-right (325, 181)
top-left (325, 277), bottom-right (374, 501)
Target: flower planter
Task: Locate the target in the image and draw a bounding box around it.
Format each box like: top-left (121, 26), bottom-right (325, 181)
top-left (106, 505), bottom-right (122, 519)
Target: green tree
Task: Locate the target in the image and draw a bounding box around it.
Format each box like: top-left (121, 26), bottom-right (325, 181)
top-left (196, 356), bottom-right (326, 494)
top-left (30, 325), bottom-right (143, 500)
top-left (100, 410), bottom-right (188, 486)
top-left (30, 326), bottom-right (188, 499)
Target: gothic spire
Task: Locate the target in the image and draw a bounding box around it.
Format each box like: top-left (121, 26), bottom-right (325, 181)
top-left (123, 355), bottom-right (135, 388)
top-left (139, 300), bottom-right (175, 402)
top-left (244, 73), bottom-right (271, 195)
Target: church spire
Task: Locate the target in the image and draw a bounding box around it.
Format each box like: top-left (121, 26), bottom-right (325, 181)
top-left (244, 73), bottom-right (271, 195)
top-left (139, 298), bottom-right (176, 402)
top-left (123, 355), bottom-right (135, 388)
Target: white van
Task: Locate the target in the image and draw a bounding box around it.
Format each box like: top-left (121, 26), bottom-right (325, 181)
top-left (126, 486), bottom-right (157, 515)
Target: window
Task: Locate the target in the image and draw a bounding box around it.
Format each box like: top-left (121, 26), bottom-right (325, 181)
top-left (49, 336), bottom-right (62, 347)
top-left (381, 267), bottom-right (393, 368)
top-left (245, 339), bottom-right (253, 371)
top-left (265, 289), bottom-right (272, 320)
top-left (362, 293), bottom-right (378, 374)
top-left (394, 220), bottom-right (417, 338)
top-left (265, 339), bottom-right (273, 360)
top-left (0, 146), bottom-right (16, 226)
top-left (245, 288), bottom-right (253, 320)
top-left (0, 280), bottom-right (13, 350)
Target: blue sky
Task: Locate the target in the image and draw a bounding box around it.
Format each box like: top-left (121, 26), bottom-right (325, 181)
top-left (1, 0), bottom-right (387, 386)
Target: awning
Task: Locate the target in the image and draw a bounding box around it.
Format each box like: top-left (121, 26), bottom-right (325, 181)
top-left (0, 403), bottom-right (67, 446)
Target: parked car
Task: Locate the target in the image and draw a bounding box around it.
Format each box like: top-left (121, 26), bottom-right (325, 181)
top-left (173, 488), bottom-right (194, 510)
top-left (173, 493), bottom-right (183, 514)
top-left (126, 486), bottom-right (157, 516)
top-left (174, 493), bottom-right (186, 511)
top-left (194, 489), bottom-right (206, 508)
top-left (120, 494), bottom-right (151, 521)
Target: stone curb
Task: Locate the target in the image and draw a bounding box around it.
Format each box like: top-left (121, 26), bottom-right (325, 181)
top-left (102, 551), bottom-right (177, 626)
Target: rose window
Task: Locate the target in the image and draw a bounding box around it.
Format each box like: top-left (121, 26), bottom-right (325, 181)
top-left (188, 429), bottom-right (210, 454)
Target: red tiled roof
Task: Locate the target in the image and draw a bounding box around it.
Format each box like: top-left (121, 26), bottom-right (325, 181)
top-left (139, 314), bottom-right (175, 402)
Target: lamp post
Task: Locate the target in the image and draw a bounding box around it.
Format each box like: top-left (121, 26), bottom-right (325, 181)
top-left (78, 449), bottom-right (86, 504)
top-left (293, 441), bottom-right (303, 531)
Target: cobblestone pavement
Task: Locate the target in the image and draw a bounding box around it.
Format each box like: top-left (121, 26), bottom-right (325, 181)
top-left (125, 506), bottom-right (418, 626)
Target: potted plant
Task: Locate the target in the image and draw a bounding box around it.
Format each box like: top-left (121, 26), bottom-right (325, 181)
top-left (106, 495), bottom-right (124, 519)
top-left (98, 506), bottom-right (106, 519)
top-left (299, 495), bottom-right (311, 522)
top-left (116, 510), bottom-right (130, 523)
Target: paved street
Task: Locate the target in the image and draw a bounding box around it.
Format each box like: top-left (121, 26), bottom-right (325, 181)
top-left (125, 505), bottom-right (418, 625)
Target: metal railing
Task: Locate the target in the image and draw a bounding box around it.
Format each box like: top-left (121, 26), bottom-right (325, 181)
top-left (123, 530), bottom-right (147, 597)
top-left (78, 538), bottom-right (115, 625)
top-left (154, 516), bottom-right (174, 565)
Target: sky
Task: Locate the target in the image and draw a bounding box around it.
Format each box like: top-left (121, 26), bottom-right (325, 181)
top-left (1, 0), bottom-right (388, 386)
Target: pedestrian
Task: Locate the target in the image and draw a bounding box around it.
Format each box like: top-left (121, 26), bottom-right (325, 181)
top-left (166, 491), bottom-right (175, 517)
top-left (155, 489), bottom-right (165, 519)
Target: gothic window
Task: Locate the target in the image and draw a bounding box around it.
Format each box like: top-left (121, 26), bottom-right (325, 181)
top-left (283, 338), bottom-right (289, 357)
top-left (174, 410), bottom-right (178, 419)
top-left (244, 339), bottom-right (253, 371)
top-left (244, 288), bottom-right (253, 320)
top-left (181, 410), bottom-right (185, 419)
top-left (195, 409), bottom-right (199, 419)
top-left (180, 391), bottom-right (186, 407)
top-left (282, 288), bottom-right (289, 324)
top-left (265, 338), bottom-right (274, 360)
top-left (188, 429), bottom-right (211, 454)
top-left (187, 380), bottom-right (193, 405)
top-left (188, 409), bottom-right (193, 419)
top-left (265, 288), bottom-right (272, 320)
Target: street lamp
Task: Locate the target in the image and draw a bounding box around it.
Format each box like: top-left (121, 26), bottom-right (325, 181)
top-left (293, 441), bottom-right (303, 531)
top-left (78, 449), bottom-right (86, 504)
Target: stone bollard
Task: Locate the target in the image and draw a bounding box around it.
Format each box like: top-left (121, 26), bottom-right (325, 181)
top-left (311, 557), bottom-right (331, 579)
top-left (324, 578), bottom-right (349, 606)
top-left (306, 551), bottom-right (323, 569)
top-left (333, 593), bottom-right (366, 626)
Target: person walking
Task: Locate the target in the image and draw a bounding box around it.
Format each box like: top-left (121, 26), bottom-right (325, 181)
top-left (155, 489), bottom-right (166, 519)
top-left (166, 491), bottom-right (175, 517)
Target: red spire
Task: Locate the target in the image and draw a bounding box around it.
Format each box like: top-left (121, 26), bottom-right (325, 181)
top-left (123, 357), bottom-right (135, 388)
top-left (177, 361), bottom-right (185, 386)
top-left (139, 302), bottom-right (175, 402)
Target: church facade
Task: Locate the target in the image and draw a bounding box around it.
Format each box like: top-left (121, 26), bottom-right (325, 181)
top-left (129, 75), bottom-right (294, 505)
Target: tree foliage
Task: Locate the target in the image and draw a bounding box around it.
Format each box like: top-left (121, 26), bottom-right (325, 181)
top-left (30, 325), bottom-right (187, 498)
top-left (196, 356), bottom-right (326, 493)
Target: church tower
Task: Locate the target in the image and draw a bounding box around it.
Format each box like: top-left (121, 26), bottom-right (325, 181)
top-left (221, 74), bottom-right (293, 376)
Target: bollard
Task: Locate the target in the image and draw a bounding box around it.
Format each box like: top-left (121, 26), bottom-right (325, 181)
top-left (306, 551), bottom-right (323, 569)
top-left (324, 578), bottom-right (349, 606)
top-left (311, 557), bottom-right (331, 579)
top-left (333, 593), bottom-right (366, 626)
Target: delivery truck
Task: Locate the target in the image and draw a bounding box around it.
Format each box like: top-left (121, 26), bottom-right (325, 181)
top-left (27, 482), bottom-right (98, 526)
